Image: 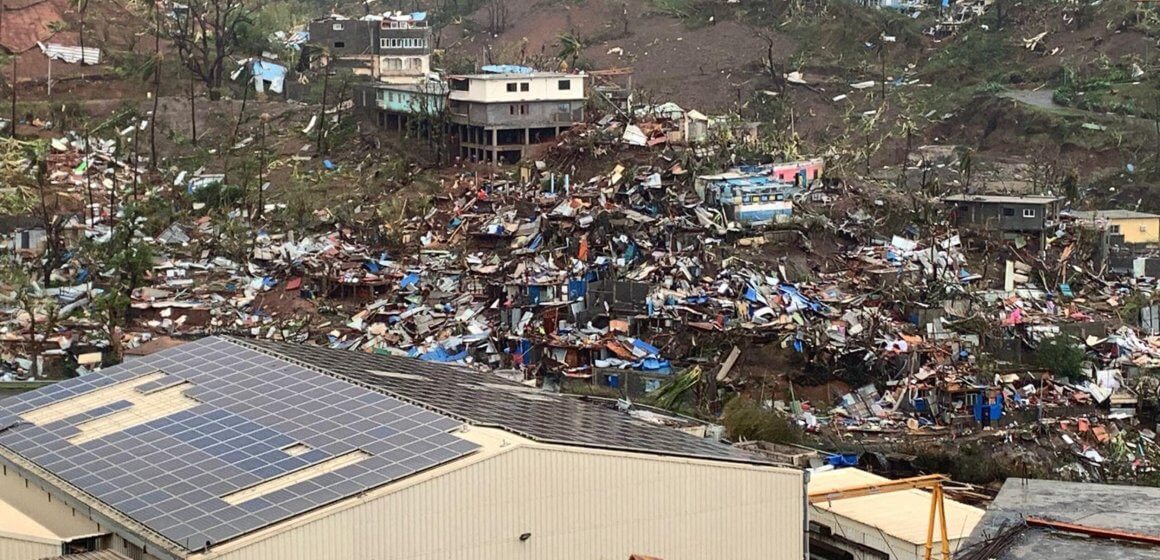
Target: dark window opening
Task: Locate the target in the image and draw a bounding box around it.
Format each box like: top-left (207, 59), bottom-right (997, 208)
top-left (333, 41), bottom-right (345, 48)
top-left (1002, 207), bottom-right (1015, 217)
top-left (506, 83), bottom-right (517, 92)
top-left (450, 80), bottom-right (469, 91)
top-left (558, 79), bottom-right (571, 90)
top-left (520, 83), bottom-right (530, 92)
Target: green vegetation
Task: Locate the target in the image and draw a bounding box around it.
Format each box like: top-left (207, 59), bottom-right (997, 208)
top-left (1054, 65), bottom-right (1160, 119)
top-left (1035, 336), bottom-right (1087, 382)
top-left (722, 397), bottom-right (802, 444)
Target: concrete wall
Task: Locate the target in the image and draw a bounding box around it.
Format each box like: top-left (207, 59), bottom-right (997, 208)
top-left (204, 442), bottom-right (803, 560)
top-left (450, 100), bottom-right (582, 127)
top-left (450, 75), bottom-right (585, 104)
top-left (948, 201), bottom-right (1058, 232)
top-left (1110, 217), bottom-right (1160, 244)
top-left (308, 20), bottom-right (377, 56)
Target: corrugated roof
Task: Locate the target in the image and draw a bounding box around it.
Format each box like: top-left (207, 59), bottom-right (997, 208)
top-left (1067, 209), bottom-right (1160, 220)
top-left (38, 552), bottom-right (133, 560)
top-left (810, 468), bottom-right (984, 545)
top-left (235, 337), bottom-right (768, 465)
top-left (942, 194), bottom-right (1063, 205)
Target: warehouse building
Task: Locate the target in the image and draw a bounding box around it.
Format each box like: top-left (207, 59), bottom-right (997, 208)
top-left (0, 336), bottom-right (804, 560)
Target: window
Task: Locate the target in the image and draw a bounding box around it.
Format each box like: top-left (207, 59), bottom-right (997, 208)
top-left (381, 38), bottom-right (427, 49)
top-left (1022, 208), bottom-right (1036, 218)
top-left (558, 79), bottom-right (571, 90)
top-left (409, 57), bottom-right (422, 69)
top-left (333, 41), bottom-right (345, 48)
top-left (520, 82), bottom-right (529, 92)
top-left (506, 83), bottom-right (518, 92)
top-left (1002, 207), bottom-right (1015, 217)
top-left (1140, 224), bottom-right (1149, 233)
top-left (383, 57), bottom-right (403, 70)
top-left (557, 102), bottom-right (570, 112)
top-left (509, 104), bottom-right (516, 115)
top-left (332, 23), bottom-right (343, 31)
top-left (1110, 224), bottom-right (1122, 234)
top-left (520, 104), bottom-right (528, 114)
top-left (450, 79), bottom-right (469, 91)
top-left (812, 169), bottom-right (819, 179)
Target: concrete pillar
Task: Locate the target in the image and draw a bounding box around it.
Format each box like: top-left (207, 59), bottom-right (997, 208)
top-left (491, 128), bottom-right (498, 149)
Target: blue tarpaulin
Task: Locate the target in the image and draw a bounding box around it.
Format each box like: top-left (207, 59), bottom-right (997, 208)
top-left (400, 273), bottom-right (420, 289)
top-left (632, 338), bottom-right (661, 356)
top-left (527, 285), bottom-right (543, 304)
top-left (419, 346), bottom-right (469, 362)
top-left (567, 279), bottom-right (587, 300)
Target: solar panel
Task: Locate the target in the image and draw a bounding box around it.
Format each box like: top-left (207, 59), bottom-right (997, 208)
top-left (240, 337), bottom-right (766, 464)
top-left (0, 337), bottom-right (478, 550)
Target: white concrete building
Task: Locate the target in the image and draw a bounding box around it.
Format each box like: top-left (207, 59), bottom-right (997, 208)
top-left (448, 68), bottom-right (587, 163)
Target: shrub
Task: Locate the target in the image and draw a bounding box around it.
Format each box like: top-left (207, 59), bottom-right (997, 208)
top-left (1035, 336), bottom-right (1087, 382)
top-left (722, 397), bottom-right (801, 444)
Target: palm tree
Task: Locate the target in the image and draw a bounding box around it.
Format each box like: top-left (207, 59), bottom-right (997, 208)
top-left (557, 33), bottom-right (584, 71)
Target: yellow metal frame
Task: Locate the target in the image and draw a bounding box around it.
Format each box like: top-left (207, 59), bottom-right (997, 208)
top-left (809, 474), bottom-right (952, 560)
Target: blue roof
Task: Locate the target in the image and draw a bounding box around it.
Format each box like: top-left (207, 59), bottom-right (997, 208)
top-left (481, 64), bottom-right (535, 74)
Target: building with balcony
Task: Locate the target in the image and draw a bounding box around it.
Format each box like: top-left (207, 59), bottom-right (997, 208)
top-left (307, 12), bottom-right (431, 83)
top-left (448, 66), bottom-right (587, 163)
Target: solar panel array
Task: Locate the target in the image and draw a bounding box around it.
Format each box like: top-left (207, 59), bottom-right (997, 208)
top-left (0, 337), bottom-right (477, 550)
top-left (240, 338), bottom-right (768, 464)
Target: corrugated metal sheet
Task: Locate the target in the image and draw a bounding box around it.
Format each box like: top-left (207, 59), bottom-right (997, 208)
top-left (37, 551), bottom-right (133, 560)
top-left (38, 43), bottom-right (101, 65)
top-left (810, 468), bottom-right (984, 546)
top-left (0, 537), bottom-right (59, 560)
top-left (207, 444), bottom-right (803, 560)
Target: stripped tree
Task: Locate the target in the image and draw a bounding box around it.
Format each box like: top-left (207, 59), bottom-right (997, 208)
top-left (166, 0), bottom-right (261, 100)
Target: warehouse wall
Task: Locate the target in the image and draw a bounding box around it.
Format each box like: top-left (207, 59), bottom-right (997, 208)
top-left (205, 440), bottom-right (804, 560)
top-left (0, 535), bottom-right (60, 560)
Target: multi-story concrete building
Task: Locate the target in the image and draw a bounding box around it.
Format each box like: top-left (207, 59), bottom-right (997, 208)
top-left (447, 67), bottom-right (587, 163)
top-left (307, 12), bottom-right (431, 83)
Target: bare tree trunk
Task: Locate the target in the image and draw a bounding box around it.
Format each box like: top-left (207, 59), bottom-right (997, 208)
top-left (150, 8), bottom-right (160, 168)
top-left (316, 67), bottom-right (329, 156)
top-left (189, 72), bottom-right (197, 145)
top-left (9, 53), bottom-right (15, 138)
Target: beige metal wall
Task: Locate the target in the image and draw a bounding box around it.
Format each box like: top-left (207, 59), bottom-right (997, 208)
top-left (0, 535), bottom-right (60, 560)
top-left (207, 444), bottom-right (803, 560)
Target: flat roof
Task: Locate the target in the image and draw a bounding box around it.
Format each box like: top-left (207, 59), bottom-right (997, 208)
top-left (450, 72), bottom-right (581, 80)
top-left (942, 194), bottom-right (1064, 204)
top-left (1067, 209), bottom-right (1160, 220)
top-left (963, 478), bottom-right (1160, 560)
top-left (810, 468), bottom-right (984, 546)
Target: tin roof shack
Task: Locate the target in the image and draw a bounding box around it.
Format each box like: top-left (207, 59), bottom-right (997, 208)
top-left (1068, 210), bottom-right (1160, 246)
top-left (942, 195), bottom-right (1064, 238)
top-left (695, 159), bottom-right (823, 228)
top-left (448, 68), bottom-right (587, 164)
